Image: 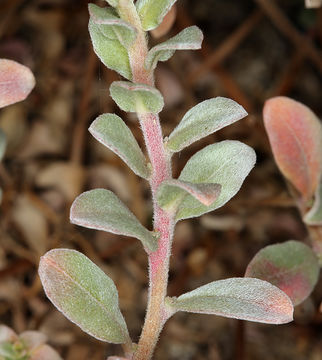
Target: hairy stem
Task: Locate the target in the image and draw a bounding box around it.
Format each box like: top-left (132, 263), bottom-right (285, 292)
top-left (118, 1), bottom-right (175, 359)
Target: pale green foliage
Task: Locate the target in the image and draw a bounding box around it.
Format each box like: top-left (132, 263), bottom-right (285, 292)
top-left (157, 179), bottom-right (221, 212)
top-left (110, 81), bottom-right (164, 113)
top-left (170, 278), bottom-right (293, 324)
top-left (89, 20), bottom-right (132, 79)
top-left (304, 181), bottom-right (322, 225)
top-left (145, 26), bottom-right (203, 70)
top-left (39, 249), bottom-right (129, 344)
top-left (70, 189), bottom-right (158, 251)
top-left (0, 342), bottom-right (28, 360)
top-left (89, 114), bottom-right (150, 179)
top-left (245, 240), bottom-right (319, 306)
top-left (174, 141), bottom-right (256, 221)
top-left (166, 97), bottom-right (248, 152)
top-left (136, 0), bottom-right (177, 31)
top-left (89, 4), bottom-right (137, 49)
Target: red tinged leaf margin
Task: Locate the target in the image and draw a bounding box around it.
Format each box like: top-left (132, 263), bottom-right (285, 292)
top-left (169, 277), bottom-right (294, 324)
top-left (263, 97), bottom-right (322, 202)
top-left (0, 59), bottom-right (35, 108)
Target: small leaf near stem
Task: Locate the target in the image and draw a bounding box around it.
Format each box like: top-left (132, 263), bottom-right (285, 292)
top-left (136, 0), bottom-right (177, 31)
top-left (89, 114), bottom-right (150, 179)
top-left (175, 141), bottom-right (256, 220)
top-left (89, 4), bottom-right (137, 49)
top-left (166, 97), bottom-right (248, 153)
top-left (145, 26), bottom-right (203, 70)
top-left (89, 19), bottom-right (132, 80)
top-left (157, 179), bottom-right (221, 213)
top-left (110, 81), bottom-right (164, 113)
top-left (70, 189), bottom-right (158, 252)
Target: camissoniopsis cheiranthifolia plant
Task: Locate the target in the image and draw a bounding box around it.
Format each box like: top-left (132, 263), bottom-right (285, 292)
top-left (36, 1), bottom-right (306, 359)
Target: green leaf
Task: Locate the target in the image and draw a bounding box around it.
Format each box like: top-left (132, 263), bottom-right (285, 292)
top-left (166, 97), bottom-right (248, 153)
top-left (89, 20), bottom-right (132, 80)
top-left (170, 277), bottom-right (293, 324)
top-left (175, 140), bottom-right (256, 221)
top-left (136, 0), bottom-right (177, 31)
top-left (89, 114), bottom-right (150, 179)
top-left (89, 4), bottom-right (137, 49)
top-left (304, 180), bottom-right (322, 225)
top-left (0, 59), bottom-right (35, 109)
top-left (245, 240), bottom-right (319, 306)
top-left (0, 342), bottom-right (17, 358)
top-left (39, 249), bottom-right (129, 344)
top-left (110, 81), bottom-right (164, 113)
top-left (0, 128), bottom-right (6, 161)
top-left (157, 179), bottom-right (221, 212)
top-left (70, 189), bottom-right (158, 252)
top-left (145, 26), bottom-right (203, 70)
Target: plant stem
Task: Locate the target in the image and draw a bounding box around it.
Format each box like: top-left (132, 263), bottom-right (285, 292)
top-left (117, 2), bottom-right (175, 359)
top-left (134, 114), bottom-right (174, 360)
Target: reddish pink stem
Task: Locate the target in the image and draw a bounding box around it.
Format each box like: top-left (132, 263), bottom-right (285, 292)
top-left (117, 2), bottom-right (176, 358)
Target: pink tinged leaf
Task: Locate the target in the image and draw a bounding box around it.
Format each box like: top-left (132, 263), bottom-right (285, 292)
top-left (263, 97), bottom-right (322, 201)
top-left (39, 249), bottom-right (130, 344)
top-left (157, 179), bottom-right (221, 212)
top-left (245, 240), bottom-right (319, 306)
top-left (70, 189), bottom-right (158, 252)
top-left (29, 344), bottom-right (63, 360)
top-left (171, 277), bottom-right (293, 324)
top-left (0, 59), bottom-right (35, 108)
top-left (0, 325), bottom-right (18, 343)
top-left (19, 331), bottom-right (47, 351)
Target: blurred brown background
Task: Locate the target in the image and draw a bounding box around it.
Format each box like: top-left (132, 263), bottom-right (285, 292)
top-left (0, 0), bottom-right (322, 359)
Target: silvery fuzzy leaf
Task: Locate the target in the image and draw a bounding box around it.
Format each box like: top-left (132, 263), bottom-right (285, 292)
top-left (175, 140), bottom-right (256, 221)
top-left (145, 26), bottom-right (203, 70)
top-left (136, 0), bottom-right (177, 31)
top-left (166, 97), bottom-right (247, 153)
top-left (89, 4), bottom-right (137, 49)
top-left (89, 114), bottom-right (149, 179)
top-left (170, 277), bottom-right (293, 324)
top-left (70, 189), bottom-right (158, 252)
top-left (110, 81), bottom-right (164, 114)
top-left (89, 20), bottom-right (131, 80)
